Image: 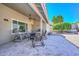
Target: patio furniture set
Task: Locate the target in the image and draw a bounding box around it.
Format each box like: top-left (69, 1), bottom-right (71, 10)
top-left (12, 31), bottom-right (46, 48)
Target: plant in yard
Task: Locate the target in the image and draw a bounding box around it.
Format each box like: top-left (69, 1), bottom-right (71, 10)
top-left (53, 22), bottom-right (71, 32)
top-left (52, 15), bottom-right (72, 32)
top-left (62, 22), bottom-right (71, 30)
top-left (52, 15), bottom-right (64, 32)
top-left (77, 28), bottom-right (79, 32)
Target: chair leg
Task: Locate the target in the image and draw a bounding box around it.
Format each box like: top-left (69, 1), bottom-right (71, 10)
top-left (41, 39), bottom-right (45, 46)
top-left (40, 36), bottom-right (45, 46)
top-left (32, 40), bottom-right (35, 48)
top-left (45, 36), bottom-right (47, 39)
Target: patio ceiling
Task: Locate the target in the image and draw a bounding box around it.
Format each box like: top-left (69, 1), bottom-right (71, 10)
top-left (35, 3), bottom-right (49, 23)
top-left (3, 3), bottom-right (40, 20)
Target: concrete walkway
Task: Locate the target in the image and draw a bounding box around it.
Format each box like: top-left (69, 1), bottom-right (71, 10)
top-left (62, 34), bottom-right (79, 47)
top-left (0, 35), bottom-right (79, 56)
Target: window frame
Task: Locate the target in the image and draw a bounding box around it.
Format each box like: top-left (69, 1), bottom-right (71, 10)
top-left (11, 19), bottom-right (28, 34)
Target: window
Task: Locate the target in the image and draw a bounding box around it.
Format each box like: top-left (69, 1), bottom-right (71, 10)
top-left (18, 22), bottom-right (25, 32)
top-left (13, 20), bottom-right (18, 33)
top-left (12, 20), bottom-right (28, 33)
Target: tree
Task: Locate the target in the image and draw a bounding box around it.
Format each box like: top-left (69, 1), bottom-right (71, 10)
top-left (52, 16), bottom-right (58, 24)
top-left (53, 22), bottom-right (71, 31)
top-left (57, 16), bottom-right (63, 23)
top-left (52, 16), bottom-right (64, 24)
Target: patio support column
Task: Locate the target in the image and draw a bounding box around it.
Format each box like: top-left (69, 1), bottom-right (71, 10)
top-left (40, 18), bottom-right (43, 35)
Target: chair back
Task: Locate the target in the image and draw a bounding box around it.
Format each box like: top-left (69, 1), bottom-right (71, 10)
top-left (30, 32), bottom-right (36, 40)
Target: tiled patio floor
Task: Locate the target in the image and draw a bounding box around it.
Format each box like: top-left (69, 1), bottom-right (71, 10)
top-left (0, 35), bottom-right (79, 56)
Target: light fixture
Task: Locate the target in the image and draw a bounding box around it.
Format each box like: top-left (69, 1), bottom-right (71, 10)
top-left (31, 19), bottom-right (34, 25)
top-left (4, 18), bottom-right (9, 21)
top-left (29, 14), bottom-right (32, 19)
top-left (28, 14), bottom-right (34, 25)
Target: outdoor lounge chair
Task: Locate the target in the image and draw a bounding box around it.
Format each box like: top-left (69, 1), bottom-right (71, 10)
top-left (12, 29), bottom-right (23, 41)
top-left (12, 32), bottom-right (26, 42)
top-left (12, 33), bottom-right (22, 42)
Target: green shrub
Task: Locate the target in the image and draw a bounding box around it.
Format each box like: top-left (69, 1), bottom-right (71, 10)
top-left (77, 28), bottom-right (79, 32)
top-left (53, 23), bottom-right (61, 30)
top-left (53, 22), bottom-right (71, 31)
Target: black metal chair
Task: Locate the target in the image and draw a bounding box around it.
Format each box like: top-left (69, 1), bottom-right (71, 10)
top-left (29, 32), bottom-right (36, 47)
top-left (30, 32), bottom-right (45, 48)
top-left (42, 31), bottom-right (47, 40)
top-left (23, 32), bottom-right (30, 40)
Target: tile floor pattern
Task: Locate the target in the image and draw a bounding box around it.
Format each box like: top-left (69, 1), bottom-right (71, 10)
top-left (0, 35), bottom-right (79, 56)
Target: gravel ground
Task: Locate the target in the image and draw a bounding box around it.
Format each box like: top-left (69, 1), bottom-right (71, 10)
top-left (0, 35), bottom-right (79, 56)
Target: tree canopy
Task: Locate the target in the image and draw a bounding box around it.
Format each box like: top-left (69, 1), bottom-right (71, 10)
top-left (52, 16), bottom-right (64, 24)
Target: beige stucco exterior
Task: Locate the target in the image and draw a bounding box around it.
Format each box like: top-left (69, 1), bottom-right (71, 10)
top-left (0, 4), bottom-right (32, 44)
top-left (31, 19), bottom-right (40, 31)
top-left (30, 19), bottom-right (47, 33)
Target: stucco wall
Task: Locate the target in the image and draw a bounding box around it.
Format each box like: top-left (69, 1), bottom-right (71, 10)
top-left (42, 21), bottom-right (46, 32)
top-left (30, 19), bottom-right (47, 33)
top-left (0, 4), bottom-right (31, 45)
top-left (46, 24), bottom-right (51, 33)
top-left (31, 20), bottom-right (40, 31)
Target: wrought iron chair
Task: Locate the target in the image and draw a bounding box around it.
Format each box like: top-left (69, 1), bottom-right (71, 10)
top-left (29, 32), bottom-right (45, 48)
top-left (29, 32), bottom-right (36, 47)
top-left (42, 31), bottom-right (47, 40)
top-left (22, 32), bottom-right (30, 40)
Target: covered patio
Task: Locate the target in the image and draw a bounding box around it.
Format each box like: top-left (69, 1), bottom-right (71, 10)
top-left (3, 3), bottom-right (48, 33)
top-left (0, 3), bottom-right (50, 45)
top-left (1, 3), bottom-right (79, 56)
top-left (0, 35), bottom-right (79, 56)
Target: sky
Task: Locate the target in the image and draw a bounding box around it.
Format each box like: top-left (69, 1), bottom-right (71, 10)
top-left (46, 3), bottom-right (79, 23)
